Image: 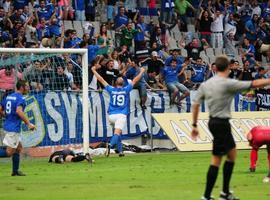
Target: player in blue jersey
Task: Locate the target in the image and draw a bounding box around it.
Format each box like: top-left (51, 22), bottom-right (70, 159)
top-left (0, 80), bottom-right (35, 176)
top-left (91, 65), bottom-right (145, 157)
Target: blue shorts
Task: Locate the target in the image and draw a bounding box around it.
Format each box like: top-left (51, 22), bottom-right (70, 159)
top-left (166, 82), bottom-right (189, 94)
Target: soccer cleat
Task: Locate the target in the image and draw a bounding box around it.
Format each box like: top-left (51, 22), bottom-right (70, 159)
top-left (249, 167), bottom-right (256, 172)
top-left (11, 171), bottom-right (26, 176)
top-left (119, 152), bottom-right (125, 157)
top-left (105, 143), bottom-right (111, 157)
top-left (219, 191), bottom-right (239, 200)
top-left (262, 176), bottom-right (270, 183)
top-left (201, 196), bottom-right (215, 200)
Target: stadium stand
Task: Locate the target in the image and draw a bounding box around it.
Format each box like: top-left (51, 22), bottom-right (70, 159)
top-left (0, 0), bottom-right (269, 107)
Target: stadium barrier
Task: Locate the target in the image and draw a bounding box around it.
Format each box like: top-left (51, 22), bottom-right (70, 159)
top-left (152, 112), bottom-right (270, 151)
top-left (19, 89), bottom-right (259, 149)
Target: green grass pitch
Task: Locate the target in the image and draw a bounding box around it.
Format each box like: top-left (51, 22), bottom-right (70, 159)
top-left (0, 150), bottom-right (270, 200)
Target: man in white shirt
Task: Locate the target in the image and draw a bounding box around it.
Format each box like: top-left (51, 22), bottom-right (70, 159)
top-left (210, 9), bottom-right (224, 48)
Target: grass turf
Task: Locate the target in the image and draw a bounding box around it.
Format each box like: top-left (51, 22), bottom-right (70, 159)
top-left (0, 150), bottom-right (270, 200)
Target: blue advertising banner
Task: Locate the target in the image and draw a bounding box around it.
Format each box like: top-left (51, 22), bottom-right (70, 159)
top-left (20, 90), bottom-right (258, 147)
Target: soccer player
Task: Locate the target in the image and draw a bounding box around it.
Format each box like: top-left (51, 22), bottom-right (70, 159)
top-left (191, 55), bottom-right (270, 200)
top-left (0, 80), bottom-right (35, 176)
top-left (247, 126), bottom-right (270, 182)
top-left (91, 65), bottom-right (145, 157)
top-left (49, 149), bottom-right (93, 164)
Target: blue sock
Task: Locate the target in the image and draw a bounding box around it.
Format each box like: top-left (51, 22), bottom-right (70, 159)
top-left (117, 135), bottom-right (123, 153)
top-left (0, 148), bottom-right (7, 157)
top-left (12, 153), bottom-right (20, 173)
top-left (110, 135), bottom-right (119, 149)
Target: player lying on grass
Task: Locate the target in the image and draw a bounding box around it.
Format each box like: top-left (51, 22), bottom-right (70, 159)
top-left (49, 149), bottom-right (93, 164)
top-left (247, 126), bottom-right (270, 182)
top-left (91, 63), bottom-right (145, 157)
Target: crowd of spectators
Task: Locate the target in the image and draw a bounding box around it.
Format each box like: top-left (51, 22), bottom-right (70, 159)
top-left (0, 0), bottom-right (269, 107)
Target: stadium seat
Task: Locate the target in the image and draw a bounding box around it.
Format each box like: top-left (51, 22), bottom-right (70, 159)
top-left (215, 48), bottom-right (223, 56)
top-left (168, 38), bottom-right (179, 50)
top-left (151, 16), bottom-right (159, 24)
top-left (92, 21), bottom-right (100, 34)
top-left (181, 49), bottom-right (188, 57)
top-left (208, 55), bottom-right (216, 64)
top-left (187, 24), bottom-right (195, 33)
top-left (73, 21), bottom-right (83, 38)
top-left (63, 20), bottom-right (74, 31)
top-left (200, 51), bottom-right (207, 58)
top-left (205, 48), bottom-right (215, 56)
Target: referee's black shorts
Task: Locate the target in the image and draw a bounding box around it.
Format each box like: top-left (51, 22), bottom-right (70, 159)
top-left (208, 117), bottom-right (236, 156)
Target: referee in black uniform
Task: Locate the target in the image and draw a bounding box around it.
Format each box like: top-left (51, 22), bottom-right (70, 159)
top-left (191, 55), bottom-right (270, 200)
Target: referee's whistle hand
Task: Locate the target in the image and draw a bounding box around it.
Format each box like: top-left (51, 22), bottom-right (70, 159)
top-left (191, 128), bottom-right (199, 141)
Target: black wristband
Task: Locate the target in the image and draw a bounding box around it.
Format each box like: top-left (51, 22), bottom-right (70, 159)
top-left (192, 123), bottom-right (197, 128)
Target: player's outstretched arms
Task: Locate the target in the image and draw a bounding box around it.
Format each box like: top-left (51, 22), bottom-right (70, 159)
top-left (131, 67), bottom-right (145, 86)
top-left (91, 66), bottom-right (109, 87)
top-left (252, 78), bottom-right (270, 88)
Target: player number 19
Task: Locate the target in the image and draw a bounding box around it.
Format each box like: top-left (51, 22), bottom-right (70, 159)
top-left (112, 94), bottom-right (125, 106)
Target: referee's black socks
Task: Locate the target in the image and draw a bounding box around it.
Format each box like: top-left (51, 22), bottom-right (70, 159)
top-left (204, 165), bottom-right (219, 198)
top-left (223, 161), bottom-right (235, 194)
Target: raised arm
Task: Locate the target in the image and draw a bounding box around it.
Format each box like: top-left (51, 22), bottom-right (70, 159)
top-left (131, 67), bottom-right (145, 86)
top-left (91, 65), bottom-right (109, 87)
top-left (251, 78), bottom-right (270, 88)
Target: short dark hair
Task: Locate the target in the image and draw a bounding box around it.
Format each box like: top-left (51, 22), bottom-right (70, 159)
top-left (171, 58), bottom-right (178, 63)
top-left (215, 55), bottom-right (229, 72)
top-left (16, 80), bottom-right (27, 90)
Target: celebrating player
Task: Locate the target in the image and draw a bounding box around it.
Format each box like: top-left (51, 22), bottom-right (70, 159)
top-left (91, 64), bottom-right (145, 157)
top-left (247, 126), bottom-right (270, 182)
top-left (0, 80), bottom-right (35, 176)
top-left (191, 55), bottom-right (270, 200)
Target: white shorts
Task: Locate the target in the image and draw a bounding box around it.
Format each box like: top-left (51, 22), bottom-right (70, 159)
top-left (3, 131), bottom-right (21, 149)
top-left (108, 114), bottom-right (127, 130)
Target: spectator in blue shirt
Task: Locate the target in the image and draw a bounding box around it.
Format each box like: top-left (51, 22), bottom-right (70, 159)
top-left (189, 57), bottom-right (208, 86)
top-left (80, 40), bottom-right (105, 64)
top-left (161, 59), bottom-right (190, 106)
top-left (134, 15), bottom-right (149, 51)
top-left (114, 6), bottom-right (129, 30)
top-left (254, 67), bottom-right (268, 80)
top-left (114, 6), bottom-right (129, 47)
top-left (36, 17), bottom-right (50, 41)
top-left (245, 14), bottom-right (259, 42)
top-left (241, 38), bottom-right (256, 65)
top-left (260, 0), bottom-right (270, 18)
top-left (36, 0), bottom-right (53, 21)
top-left (48, 17), bottom-right (61, 37)
top-left (64, 29), bottom-right (82, 48)
top-left (165, 49), bottom-right (184, 67)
